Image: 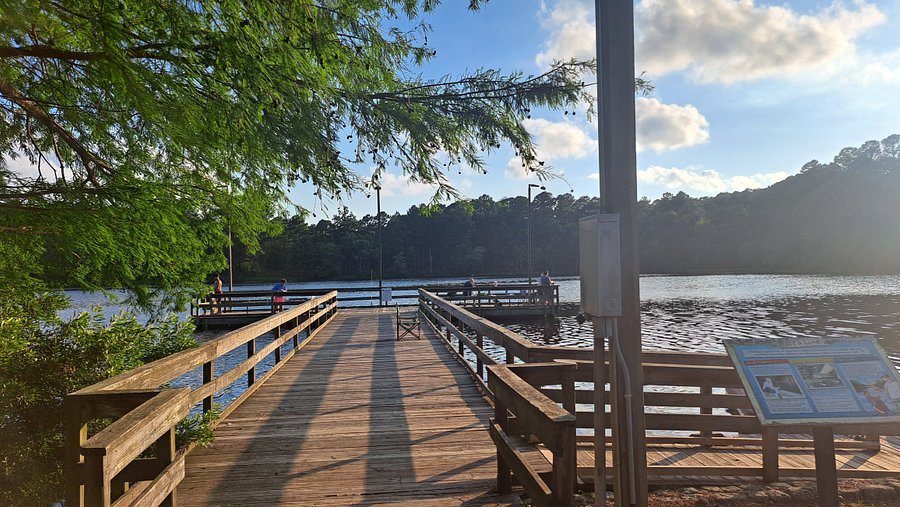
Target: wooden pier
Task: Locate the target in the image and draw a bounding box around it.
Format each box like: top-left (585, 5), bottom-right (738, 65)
top-left (178, 308), bottom-right (518, 506)
top-left (67, 290), bottom-right (900, 507)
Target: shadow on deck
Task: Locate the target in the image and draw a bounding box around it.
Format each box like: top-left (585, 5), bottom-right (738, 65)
top-left (177, 308), bottom-right (521, 506)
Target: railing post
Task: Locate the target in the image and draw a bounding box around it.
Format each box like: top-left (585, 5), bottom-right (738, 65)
top-left (247, 338), bottom-right (256, 386)
top-left (476, 333), bottom-right (484, 377)
top-left (203, 360), bottom-right (214, 413)
top-left (700, 384), bottom-right (712, 441)
top-left (505, 347), bottom-right (514, 365)
top-left (293, 316), bottom-right (300, 348)
top-left (561, 366), bottom-right (578, 493)
top-left (561, 367), bottom-right (576, 415)
top-left (762, 427), bottom-right (779, 483)
top-left (274, 326), bottom-right (282, 364)
top-left (494, 398), bottom-right (512, 494)
top-left (156, 428), bottom-right (176, 507)
top-left (64, 396), bottom-right (87, 507)
top-left (552, 425), bottom-right (576, 507)
top-left (83, 452), bottom-right (109, 507)
top-left (458, 324), bottom-right (465, 356)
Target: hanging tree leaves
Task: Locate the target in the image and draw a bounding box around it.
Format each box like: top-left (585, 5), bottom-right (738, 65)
top-left (0, 0), bottom-right (597, 299)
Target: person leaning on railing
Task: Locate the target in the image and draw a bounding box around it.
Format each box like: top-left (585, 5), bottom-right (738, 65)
top-left (538, 270), bottom-right (553, 306)
top-left (272, 279), bottom-right (287, 312)
top-left (212, 273), bottom-right (224, 314)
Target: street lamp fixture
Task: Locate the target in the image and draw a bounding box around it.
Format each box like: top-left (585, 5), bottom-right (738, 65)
top-left (527, 183), bottom-right (546, 285)
top-left (373, 185), bottom-right (383, 306)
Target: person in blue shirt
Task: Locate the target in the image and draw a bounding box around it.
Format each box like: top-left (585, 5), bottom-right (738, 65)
top-left (538, 271), bottom-right (553, 306)
top-left (272, 279), bottom-right (287, 312)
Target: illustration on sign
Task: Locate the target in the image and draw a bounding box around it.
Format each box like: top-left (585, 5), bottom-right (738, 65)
top-left (723, 336), bottom-right (900, 425)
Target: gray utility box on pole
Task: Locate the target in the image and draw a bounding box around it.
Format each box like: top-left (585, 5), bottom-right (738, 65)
top-left (579, 214), bottom-right (622, 318)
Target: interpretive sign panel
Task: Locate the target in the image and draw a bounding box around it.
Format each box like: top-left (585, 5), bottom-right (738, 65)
top-left (723, 336), bottom-right (900, 425)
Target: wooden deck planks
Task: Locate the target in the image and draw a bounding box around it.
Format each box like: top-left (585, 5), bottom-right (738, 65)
top-left (178, 308), bottom-right (520, 506)
top-left (573, 437), bottom-right (900, 482)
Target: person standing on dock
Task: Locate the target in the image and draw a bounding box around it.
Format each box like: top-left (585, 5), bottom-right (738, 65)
top-left (272, 279), bottom-right (287, 313)
top-left (462, 277), bottom-right (475, 298)
top-left (538, 270), bottom-right (553, 306)
top-left (212, 273), bottom-right (224, 314)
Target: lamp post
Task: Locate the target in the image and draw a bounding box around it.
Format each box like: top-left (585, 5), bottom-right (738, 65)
top-left (375, 185), bottom-right (383, 306)
top-left (526, 183), bottom-right (545, 285)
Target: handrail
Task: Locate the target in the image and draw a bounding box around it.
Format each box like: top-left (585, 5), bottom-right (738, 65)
top-left (80, 389), bottom-right (190, 507)
top-left (192, 283), bottom-right (559, 316)
top-left (488, 363), bottom-right (576, 507)
top-left (419, 289), bottom-right (535, 364)
top-left (66, 291), bottom-right (339, 507)
top-left (418, 289), bottom-right (896, 490)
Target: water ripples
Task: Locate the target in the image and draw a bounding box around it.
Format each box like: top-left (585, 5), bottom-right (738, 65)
top-left (508, 294), bottom-right (900, 360)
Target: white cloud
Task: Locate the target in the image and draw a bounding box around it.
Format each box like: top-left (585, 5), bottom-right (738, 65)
top-left (808, 46), bottom-right (900, 90)
top-left (535, 0), bottom-right (596, 68)
top-left (3, 155), bottom-right (34, 178)
top-left (636, 0), bottom-right (885, 84)
top-left (637, 165), bottom-right (790, 194)
top-left (535, 0), bottom-right (885, 85)
top-left (378, 171), bottom-right (435, 197)
top-left (504, 157), bottom-right (537, 180)
top-left (524, 118), bottom-right (596, 160)
top-left (635, 98), bottom-right (710, 152)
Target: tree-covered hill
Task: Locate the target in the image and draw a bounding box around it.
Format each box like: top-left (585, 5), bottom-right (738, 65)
top-left (237, 135), bottom-right (900, 281)
top-left (640, 135), bottom-right (900, 274)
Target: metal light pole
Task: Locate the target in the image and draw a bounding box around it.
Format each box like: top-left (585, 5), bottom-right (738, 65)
top-left (375, 185), bottom-right (383, 306)
top-left (526, 183), bottom-right (545, 285)
top-left (227, 227), bottom-right (234, 291)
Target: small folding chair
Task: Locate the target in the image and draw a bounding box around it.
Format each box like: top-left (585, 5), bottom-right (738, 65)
top-left (396, 306), bottom-right (421, 341)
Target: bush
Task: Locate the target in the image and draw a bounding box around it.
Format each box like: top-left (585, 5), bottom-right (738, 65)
top-left (0, 290), bottom-right (198, 506)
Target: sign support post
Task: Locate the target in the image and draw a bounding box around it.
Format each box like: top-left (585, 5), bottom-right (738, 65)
top-left (812, 427), bottom-right (839, 507)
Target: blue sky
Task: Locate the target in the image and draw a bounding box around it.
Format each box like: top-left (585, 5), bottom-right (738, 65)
top-left (298, 0), bottom-right (900, 219)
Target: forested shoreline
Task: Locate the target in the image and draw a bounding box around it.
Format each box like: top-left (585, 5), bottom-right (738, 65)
top-left (234, 136), bottom-right (900, 281)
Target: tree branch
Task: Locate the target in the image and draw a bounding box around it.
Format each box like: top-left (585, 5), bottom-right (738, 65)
top-left (0, 44), bottom-right (192, 63)
top-left (0, 78), bottom-right (107, 185)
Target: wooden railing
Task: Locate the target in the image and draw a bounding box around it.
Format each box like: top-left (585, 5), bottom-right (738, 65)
top-left (192, 283), bottom-right (559, 316)
top-left (418, 289), bottom-right (899, 495)
top-left (191, 289), bottom-right (314, 316)
top-left (488, 363), bottom-right (577, 507)
top-left (66, 292), bottom-right (338, 507)
top-left (428, 283), bottom-right (560, 310)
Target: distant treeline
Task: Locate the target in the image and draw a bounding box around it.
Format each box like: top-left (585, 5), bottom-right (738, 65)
top-left (232, 135), bottom-right (900, 281)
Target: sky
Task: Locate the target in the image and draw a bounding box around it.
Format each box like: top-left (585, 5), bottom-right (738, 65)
top-left (299, 0), bottom-right (900, 219)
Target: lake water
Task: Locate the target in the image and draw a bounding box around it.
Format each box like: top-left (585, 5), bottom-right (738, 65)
top-left (65, 274), bottom-right (900, 411)
top-left (67, 274), bottom-right (900, 358)
top-left (510, 274), bottom-right (900, 363)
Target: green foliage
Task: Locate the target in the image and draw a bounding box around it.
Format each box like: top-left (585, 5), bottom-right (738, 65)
top-left (0, 3), bottom-right (600, 505)
top-left (1, 1), bottom-right (597, 305)
top-left (176, 406), bottom-right (221, 450)
top-left (235, 136), bottom-right (900, 280)
top-left (0, 288), bottom-right (197, 506)
top-left (238, 193), bottom-right (605, 280)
